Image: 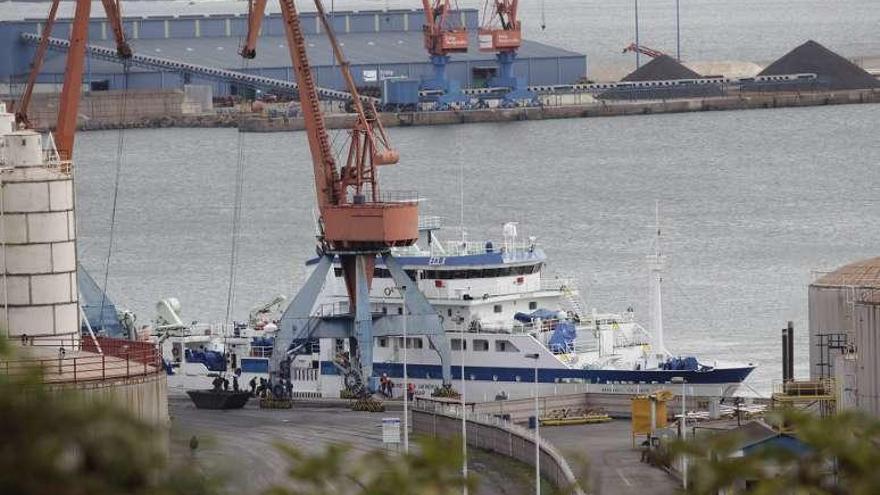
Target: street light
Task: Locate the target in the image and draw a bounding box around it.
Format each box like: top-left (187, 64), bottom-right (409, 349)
top-left (671, 376), bottom-right (687, 489)
top-left (525, 352), bottom-right (541, 495)
top-left (401, 285), bottom-right (409, 453)
top-left (460, 317), bottom-right (469, 495)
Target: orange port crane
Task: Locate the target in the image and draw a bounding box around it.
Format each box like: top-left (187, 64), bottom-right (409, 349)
top-left (622, 42), bottom-right (667, 59)
top-left (242, 0), bottom-right (452, 394)
top-left (478, 0), bottom-right (535, 104)
top-left (16, 0), bottom-right (132, 160)
top-left (420, 0), bottom-right (469, 101)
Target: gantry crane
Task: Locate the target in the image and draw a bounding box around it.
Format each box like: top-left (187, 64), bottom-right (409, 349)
top-left (241, 0), bottom-right (452, 403)
top-left (420, 0), bottom-right (470, 108)
top-left (479, 0), bottom-right (537, 106)
top-left (622, 42), bottom-right (667, 59)
top-left (15, 0), bottom-right (132, 161)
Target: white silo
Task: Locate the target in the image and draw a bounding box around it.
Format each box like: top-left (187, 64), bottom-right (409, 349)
top-left (0, 111), bottom-right (79, 346)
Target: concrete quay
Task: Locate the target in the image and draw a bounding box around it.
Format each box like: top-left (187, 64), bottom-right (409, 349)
top-left (240, 88), bottom-right (880, 132)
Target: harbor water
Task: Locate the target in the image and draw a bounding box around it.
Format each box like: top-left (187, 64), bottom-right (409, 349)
top-left (73, 103), bottom-right (880, 394)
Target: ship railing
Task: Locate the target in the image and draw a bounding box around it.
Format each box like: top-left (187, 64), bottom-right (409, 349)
top-left (250, 346), bottom-right (274, 358)
top-left (539, 277), bottom-right (577, 292)
top-left (290, 367), bottom-right (319, 382)
top-left (418, 216), bottom-right (443, 230)
top-left (354, 189), bottom-right (419, 204)
top-left (440, 239), bottom-right (540, 259)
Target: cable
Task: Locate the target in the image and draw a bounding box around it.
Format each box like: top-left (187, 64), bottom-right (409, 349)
top-left (97, 60), bottom-right (130, 334)
top-left (223, 60), bottom-right (250, 331)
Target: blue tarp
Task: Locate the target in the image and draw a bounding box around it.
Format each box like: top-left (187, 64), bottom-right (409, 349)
top-left (77, 264), bottom-right (123, 337)
top-left (547, 321), bottom-right (577, 353)
top-left (185, 349), bottom-right (227, 372)
top-left (514, 308), bottom-right (559, 323)
top-left (662, 356), bottom-right (701, 371)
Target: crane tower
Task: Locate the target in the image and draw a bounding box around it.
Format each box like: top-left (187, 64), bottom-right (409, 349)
top-left (241, 0), bottom-right (453, 401)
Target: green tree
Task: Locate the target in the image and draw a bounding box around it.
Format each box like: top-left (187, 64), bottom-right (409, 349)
top-left (265, 437), bottom-right (477, 495)
top-left (0, 338), bottom-right (221, 495)
top-left (672, 409), bottom-right (880, 495)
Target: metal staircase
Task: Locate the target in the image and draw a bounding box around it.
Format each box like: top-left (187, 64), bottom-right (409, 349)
top-left (20, 32), bottom-right (376, 103)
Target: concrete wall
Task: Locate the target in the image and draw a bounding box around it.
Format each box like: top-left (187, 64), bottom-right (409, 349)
top-left (50, 372), bottom-right (170, 427)
top-left (18, 87), bottom-right (212, 129)
top-left (413, 408), bottom-right (584, 494)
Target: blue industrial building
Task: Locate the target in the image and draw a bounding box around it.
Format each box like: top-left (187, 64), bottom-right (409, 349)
top-left (0, 1), bottom-right (586, 96)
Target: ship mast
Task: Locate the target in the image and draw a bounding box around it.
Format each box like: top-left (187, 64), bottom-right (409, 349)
top-left (647, 201), bottom-right (667, 359)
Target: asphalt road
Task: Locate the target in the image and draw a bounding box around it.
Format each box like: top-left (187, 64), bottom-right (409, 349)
top-left (540, 420), bottom-right (679, 495)
top-left (170, 397), bottom-right (543, 494)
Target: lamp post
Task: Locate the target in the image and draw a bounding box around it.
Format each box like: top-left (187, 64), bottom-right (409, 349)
top-left (676, 0), bottom-right (681, 61)
top-left (634, 0), bottom-right (641, 69)
top-left (526, 352), bottom-right (541, 495)
top-left (671, 376), bottom-right (686, 489)
top-left (460, 317), bottom-right (468, 495)
top-left (402, 285), bottom-right (409, 453)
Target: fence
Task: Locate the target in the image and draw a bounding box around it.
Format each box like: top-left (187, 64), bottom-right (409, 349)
top-left (2, 336), bottom-right (161, 384)
top-left (413, 399), bottom-right (586, 494)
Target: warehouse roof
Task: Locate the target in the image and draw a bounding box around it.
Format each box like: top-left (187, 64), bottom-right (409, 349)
top-left (33, 32), bottom-right (582, 74)
top-left (0, 1), bottom-right (398, 22)
top-left (813, 257), bottom-right (880, 288)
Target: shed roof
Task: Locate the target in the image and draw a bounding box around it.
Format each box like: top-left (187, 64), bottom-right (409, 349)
top-left (33, 32), bottom-right (582, 74)
top-left (813, 257), bottom-right (880, 288)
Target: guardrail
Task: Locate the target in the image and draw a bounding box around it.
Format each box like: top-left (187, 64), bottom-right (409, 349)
top-left (2, 336), bottom-right (161, 384)
top-left (413, 398), bottom-right (586, 494)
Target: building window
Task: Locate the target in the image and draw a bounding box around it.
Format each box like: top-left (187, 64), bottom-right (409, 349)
top-left (451, 339), bottom-right (467, 351)
top-left (495, 340), bottom-right (519, 352)
top-left (493, 304), bottom-right (502, 313)
top-left (473, 339), bottom-right (489, 352)
top-left (529, 301), bottom-right (538, 310)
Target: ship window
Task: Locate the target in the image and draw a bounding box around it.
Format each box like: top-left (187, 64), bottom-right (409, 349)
top-left (447, 308), bottom-right (453, 317)
top-left (382, 307), bottom-right (388, 314)
top-left (495, 340), bottom-right (519, 352)
top-left (451, 339), bottom-right (467, 351)
top-left (398, 307), bottom-right (403, 315)
top-left (529, 301), bottom-right (538, 310)
top-left (378, 338), bottom-right (387, 348)
top-left (493, 304), bottom-right (502, 313)
top-left (473, 339), bottom-right (489, 351)
top-left (407, 338), bottom-right (423, 349)
top-left (333, 268), bottom-right (343, 277)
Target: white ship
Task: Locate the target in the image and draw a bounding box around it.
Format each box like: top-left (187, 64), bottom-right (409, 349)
top-left (158, 219), bottom-right (753, 399)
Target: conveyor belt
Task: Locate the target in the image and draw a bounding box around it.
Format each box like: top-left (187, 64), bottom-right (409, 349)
top-left (20, 33), bottom-right (376, 103)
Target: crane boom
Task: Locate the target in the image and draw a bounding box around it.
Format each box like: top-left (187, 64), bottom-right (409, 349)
top-left (622, 42), bottom-right (666, 59)
top-left (240, 0), bottom-right (268, 58)
top-left (17, 0), bottom-right (132, 160)
top-left (277, 0), bottom-right (338, 212)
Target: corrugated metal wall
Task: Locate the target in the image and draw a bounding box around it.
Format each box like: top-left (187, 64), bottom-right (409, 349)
top-left (854, 302), bottom-right (880, 416)
top-left (808, 285), bottom-right (855, 379)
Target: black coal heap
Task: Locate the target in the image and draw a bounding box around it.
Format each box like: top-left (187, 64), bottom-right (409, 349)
top-left (622, 55), bottom-right (702, 82)
top-left (759, 40), bottom-right (879, 90)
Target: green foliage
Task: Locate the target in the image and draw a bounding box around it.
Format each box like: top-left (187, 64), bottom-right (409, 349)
top-left (671, 410), bottom-right (880, 495)
top-left (0, 340), bottom-right (221, 495)
top-left (265, 436), bottom-right (477, 495)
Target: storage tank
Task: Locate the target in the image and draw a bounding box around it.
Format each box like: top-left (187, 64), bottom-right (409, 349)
top-left (0, 122), bottom-right (79, 346)
top-left (851, 296), bottom-right (880, 415)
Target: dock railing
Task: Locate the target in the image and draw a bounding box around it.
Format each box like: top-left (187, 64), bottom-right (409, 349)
top-left (2, 336), bottom-right (161, 384)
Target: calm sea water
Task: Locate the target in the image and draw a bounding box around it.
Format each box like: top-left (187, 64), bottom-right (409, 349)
top-left (73, 102), bottom-right (880, 393)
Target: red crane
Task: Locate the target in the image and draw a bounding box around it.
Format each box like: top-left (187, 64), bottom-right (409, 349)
top-left (242, 0), bottom-right (452, 397)
top-left (15, 0), bottom-right (131, 161)
top-left (622, 42), bottom-right (667, 59)
top-left (478, 0), bottom-right (522, 53)
top-left (421, 0), bottom-right (469, 57)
